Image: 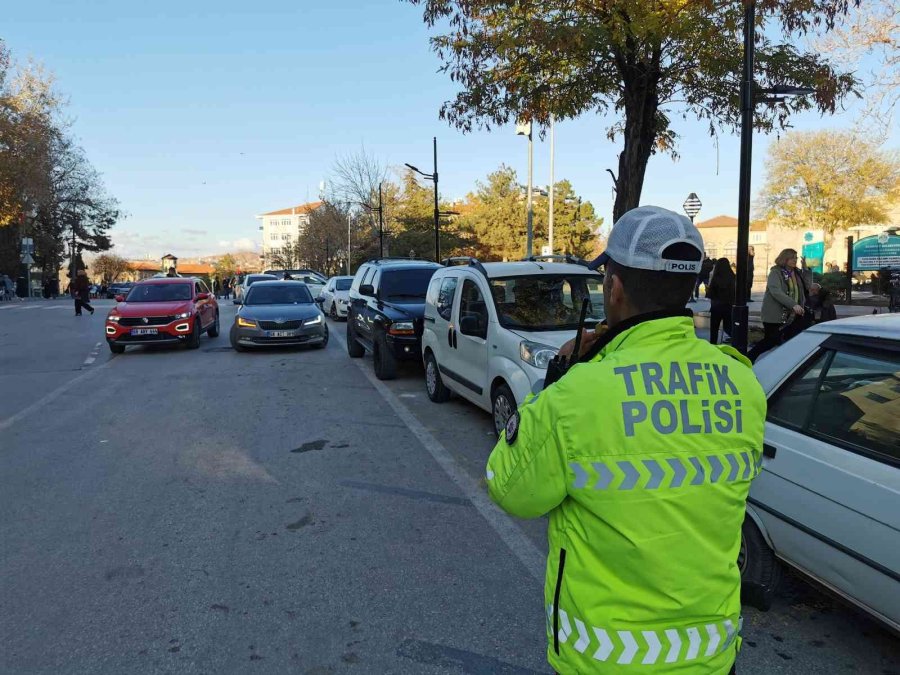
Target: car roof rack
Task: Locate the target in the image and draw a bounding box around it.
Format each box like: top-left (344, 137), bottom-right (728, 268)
top-left (365, 257), bottom-right (438, 265)
top-left (441, 256), bottom-right (489, 278)
top-left (522, 254), bottom-right (591, 268)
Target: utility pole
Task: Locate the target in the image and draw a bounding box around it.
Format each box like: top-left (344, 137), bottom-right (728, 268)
top-left (526, 125), bottom-right (534, 257)
top-left (347, 210), bottom-right (352, 275)
top-left (548, 116), bottom-right (555, 254)
top-left (432, 137), bottom-right (440, 262)
top-left (379, 181), bottom-right (385, 259)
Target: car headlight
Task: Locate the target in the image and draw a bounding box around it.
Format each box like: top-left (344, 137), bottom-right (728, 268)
top-left (175, 311), bottom-right (191, 319)
top-left (520, 340), bottom-right (558, 369)
top-left (237, 316), bottom-right (257, 328)
top-left (303, 314), bottom-right (323, 326)
top-left (107, 314), bottom-right (120, 323)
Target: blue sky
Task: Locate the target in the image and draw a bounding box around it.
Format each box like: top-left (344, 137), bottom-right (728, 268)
top-left (4, 1), bottom-right (892, 259)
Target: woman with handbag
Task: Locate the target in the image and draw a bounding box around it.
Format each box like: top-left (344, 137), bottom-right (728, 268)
top-left (747, 248), bottom-right (807, 362)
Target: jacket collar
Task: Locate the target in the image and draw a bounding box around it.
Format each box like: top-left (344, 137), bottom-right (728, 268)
top-left (581, 309), bottom-right (694, 363)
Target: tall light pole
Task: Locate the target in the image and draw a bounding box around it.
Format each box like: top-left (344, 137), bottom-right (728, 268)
top-left (731, 0), bottom-right (815, 353)
top-left (548, 116), bottom-right (555, 253)
top-left (405, 137), bottom-right (440, 261)
top-left (516, 119), bottom-right (534, 257)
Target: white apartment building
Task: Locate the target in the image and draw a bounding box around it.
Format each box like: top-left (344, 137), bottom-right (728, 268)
top-left (256, 201), bottom-right (323, 268)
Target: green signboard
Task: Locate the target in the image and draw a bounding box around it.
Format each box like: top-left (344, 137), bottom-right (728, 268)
top-left (852, 234), bottom-right (900, 271)
top-left (801, 241), bottom-right (824, 274)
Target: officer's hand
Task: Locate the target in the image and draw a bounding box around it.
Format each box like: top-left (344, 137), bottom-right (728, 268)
top-left (558, 325), bottom-right (608, 359)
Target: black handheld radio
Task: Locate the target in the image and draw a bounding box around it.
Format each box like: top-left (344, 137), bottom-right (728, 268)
top-left (545, 297), bottom-right (591, 388)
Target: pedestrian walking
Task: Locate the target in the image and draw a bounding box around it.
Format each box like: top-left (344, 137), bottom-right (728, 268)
top-left (212, 276), bottom-right (220, 299)
top-left (71, 270), bottom-right (94, 316)
top-left (707, 257), bottom-right (736, 344)
top-left (747, 248), bottom-right (809, 362)
top-left (222, 278), bottom-right (231, 300)
top-left (485, 206), bottom-right (765, 675)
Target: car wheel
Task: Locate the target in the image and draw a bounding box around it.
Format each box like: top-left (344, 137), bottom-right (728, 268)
top-left (187, 321), bottom-right (201, 349)
top-left (207, 311), bottom-right (220, 337)
top-left (373, 334), bottom-right (397, 380)
top-left (347, 320), bottom-right (365, 358)
top-left (492, 383), bottom-right (516, 438)
top-left (329, 302), bottom-right (338, 320)
top-left (425, 352), bottom-right (451, 403)
top-left (739, 516), bottom-right (781, 611)
top-left (108, 342), bottom-right (125, 354)
top-left (313, 323), bottom-right (329, 349)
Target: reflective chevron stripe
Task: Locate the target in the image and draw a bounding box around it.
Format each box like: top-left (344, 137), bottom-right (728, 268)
top-left (548, 606), bottom-right (741, 666)
top-left (569, 451), bottom-right (759, 491)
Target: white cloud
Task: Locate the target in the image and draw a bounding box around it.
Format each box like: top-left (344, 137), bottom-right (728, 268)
top-left (217, 238), bottom-right (259, 252)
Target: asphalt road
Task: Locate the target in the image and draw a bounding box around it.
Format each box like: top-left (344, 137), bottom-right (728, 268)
top-left (0, 298), bottom-right (897, 674)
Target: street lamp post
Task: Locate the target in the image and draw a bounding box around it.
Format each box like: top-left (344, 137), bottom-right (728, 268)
top-left (405, 137), bottom-right (440, 261)
top-left (549, 115), bottom-right (555, 253)
top-left (516, 120), bottom-right (534, 256)
top-left (731, 0), bottom-right (816, 354)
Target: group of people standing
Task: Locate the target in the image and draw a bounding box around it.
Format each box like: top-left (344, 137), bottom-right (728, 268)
top-left (692, 246), bottom-right (836, 359)
top-left (211, 276), bottom-right (236, 299)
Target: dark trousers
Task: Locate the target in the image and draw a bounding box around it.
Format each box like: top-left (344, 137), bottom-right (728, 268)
top-left (709, 302), bottom-right (733, 344)
top-left (74, 297), bottom-right (94, 315)
top-left (747, 322), bottom-right (784, 362)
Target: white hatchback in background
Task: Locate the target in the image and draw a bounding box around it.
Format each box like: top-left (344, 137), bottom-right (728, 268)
top-left (421, 256), bottom-right (604, 436)
top-left (745, 313), bottom-right (899, 632)
top-left (319, 275), bottom-right (354, 320)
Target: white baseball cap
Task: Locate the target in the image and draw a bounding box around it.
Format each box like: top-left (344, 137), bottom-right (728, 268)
top-left (588, 205), bottom-right (705, 274)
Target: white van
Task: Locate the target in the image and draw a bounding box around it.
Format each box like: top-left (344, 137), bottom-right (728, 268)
top-left (421, 257), bottom-right (603, 436)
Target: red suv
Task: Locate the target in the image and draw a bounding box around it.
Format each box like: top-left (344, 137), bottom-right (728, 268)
top-left (105, 277), bottom-right (220, 353)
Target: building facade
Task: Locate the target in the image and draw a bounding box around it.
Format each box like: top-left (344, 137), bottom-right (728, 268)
top-left (256, 201), bottom-right (323, 269)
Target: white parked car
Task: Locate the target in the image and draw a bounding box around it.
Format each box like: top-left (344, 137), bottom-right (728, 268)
top-left (319, 275), bottom-right (354, 320)
top-left (745, 313), bottom-right (899, 632)
top-left (235, 274), bottom-right (277, 302)
top-left (422, 257), bottom-right (603, 436)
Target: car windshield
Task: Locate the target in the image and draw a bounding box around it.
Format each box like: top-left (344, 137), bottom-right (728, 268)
top-left (380, 268), bottom-right (437, 301)
top-left (489, 274), bottom-right (604, 330)
top-left (245, 284), bottom-right (313, 305)
top-left (125, 283), bottom-right (192, 302)
top-left (335, 279), bottom-right (352, 291)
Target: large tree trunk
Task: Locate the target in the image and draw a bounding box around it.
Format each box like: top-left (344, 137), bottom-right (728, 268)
top-left (612, 50), bottom-right (662, 223)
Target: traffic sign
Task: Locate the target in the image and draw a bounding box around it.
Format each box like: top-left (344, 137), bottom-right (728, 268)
top-left (21, 253), bottom-right (34, 265)
top-left (682, 193), bottom-right (702, 220)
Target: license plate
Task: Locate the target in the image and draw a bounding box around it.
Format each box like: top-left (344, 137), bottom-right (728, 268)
top-left (268, 330), bottom-right (293, 337)
top-left (131, 328), bottom-right (158, 336)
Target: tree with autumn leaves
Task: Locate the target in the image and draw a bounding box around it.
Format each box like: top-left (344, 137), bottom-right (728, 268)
top-left (405, 0), bottom-right (859, 222)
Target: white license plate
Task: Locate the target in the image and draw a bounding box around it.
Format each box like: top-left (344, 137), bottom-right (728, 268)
top-left (268, 330), bottom-right (293, 337)
top-left (131, 328), bottom-right (158, 336)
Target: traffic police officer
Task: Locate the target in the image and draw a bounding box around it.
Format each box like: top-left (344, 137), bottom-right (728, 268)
top-left (486, 206), bottom-right (766, 674)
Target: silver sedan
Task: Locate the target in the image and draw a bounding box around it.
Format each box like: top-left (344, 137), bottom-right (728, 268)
top-left (230, 281), bottom-right (328, 351)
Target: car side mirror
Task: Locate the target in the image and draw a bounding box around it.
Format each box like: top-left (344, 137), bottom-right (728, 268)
top-left (233, 299), bottom-right (242, 305)
top-left (315, 296), bottom-right (324, 305)
top-left (115, 294), bottom-right (125, 302)
top-left (196, 292), bottom-right (210, 300)
top-left (359, 284), bottom-right (375, 297)
top-left (459, 315), bottom-right (486, 338)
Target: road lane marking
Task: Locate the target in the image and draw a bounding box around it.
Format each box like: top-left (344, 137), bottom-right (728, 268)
top-left (83, 342), bottom-right (102, 366)
top-left (332, 326), bottom-right (545, 583)
top-left (0, 359), bottom-right (112, 433)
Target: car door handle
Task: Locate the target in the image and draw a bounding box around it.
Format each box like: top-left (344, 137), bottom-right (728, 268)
top-left (447, 327), bottom-right (454, 347)
top-left (763, 443), bottom-right (777, 459)
top-left (424, 316), bottom-right (435, 323)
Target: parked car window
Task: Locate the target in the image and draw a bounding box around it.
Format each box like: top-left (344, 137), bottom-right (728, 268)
top-left (767, 350), bottom-right (831, 429)
top-left (426, 276), bottom-right (442, 307)
top-left (459, 279), bottom-right (488, 338)
top-left (489, 274), bottom-right (604, 330)
top-left (194, 281), bottom-right (203, 296)
top-left (808, 349), bottom-right (900, 462)
top-left (335, 278), bottom-right (352, 291)
top-left (126, 283), bottom-right (192, 302)
top-left (380, 268), bottom-right (437, 302)
top-left (360, 267), bottom-right (376, 288)
top-left (245, 284), bottom-right (313, 305)
top-left (436, 277), bottom-right (458, 320)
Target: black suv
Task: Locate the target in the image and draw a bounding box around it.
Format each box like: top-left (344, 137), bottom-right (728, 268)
top-left (346, 259), bottom-right (443, 379)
